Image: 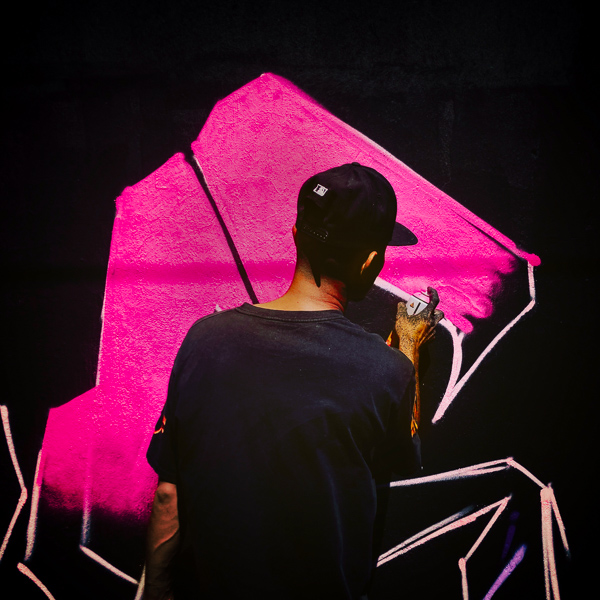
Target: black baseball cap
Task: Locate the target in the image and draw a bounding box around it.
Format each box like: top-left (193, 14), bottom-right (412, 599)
top-left (296, 163), bottom-right (417, 249)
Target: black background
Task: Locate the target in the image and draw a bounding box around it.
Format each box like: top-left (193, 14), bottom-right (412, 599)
top-left (1, 0), bottom-right (597, 598)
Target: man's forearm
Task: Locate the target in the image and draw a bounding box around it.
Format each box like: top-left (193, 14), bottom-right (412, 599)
top-left (397, 338), bottom-right (421, 435)
top-left (394, 287), bottom-right (444, 436)
top-left (145, 481), bottom-right (180, 600)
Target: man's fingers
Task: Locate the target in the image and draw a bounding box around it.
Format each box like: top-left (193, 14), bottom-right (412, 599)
top-left (432, 309), bottom-right (444, 326)
top-left (425, 287), bottom-right (440, 316)
top-left (423, 329), bottom-right (435, 343)
top-left (396, 300), bottom-right (408, 318)
top-left (423, 287), bottom-right (443, 325)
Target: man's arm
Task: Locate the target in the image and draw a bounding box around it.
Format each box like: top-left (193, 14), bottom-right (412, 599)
top-left (144, 481), bottom-right (180, 600)
top-left (390, 287), bottom-right (444, 435)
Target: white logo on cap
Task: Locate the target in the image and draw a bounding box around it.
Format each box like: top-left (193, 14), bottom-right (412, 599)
top-left (313, 184), bottom-right (328, 196)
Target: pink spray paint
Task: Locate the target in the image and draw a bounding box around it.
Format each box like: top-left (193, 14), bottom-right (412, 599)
top-left (39, 73), bottom-right (540, 535)
top-left (41, 154), bottom-right (252, 520)
top-left (193, 73), bottom-right (540, 333)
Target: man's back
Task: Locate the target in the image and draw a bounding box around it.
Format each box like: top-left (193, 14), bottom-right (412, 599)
top-left (148, 303), bottom-right (417, 598)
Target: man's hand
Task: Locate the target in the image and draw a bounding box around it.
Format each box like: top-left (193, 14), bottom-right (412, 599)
top-left (389, 287), bottom-right (443, 436)
top-left (391, 287), bottom-right (444, 364)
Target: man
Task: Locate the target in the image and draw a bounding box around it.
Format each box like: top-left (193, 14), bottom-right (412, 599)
top-left (145, 163), bottom-right (443, 599)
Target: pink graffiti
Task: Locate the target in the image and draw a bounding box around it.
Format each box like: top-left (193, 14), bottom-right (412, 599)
top-left (34, 74), bottom-right (540, 577)
top-left (17, 562), bottom-right (56, 600)
top-left (41, 155), bottom-right (252, 521)
top-left (0, 405), bottom-right (28, 561)
top-left (382, 459), bottom-right (568, 600)
top-left (192, 73), bottom-right (539, 333)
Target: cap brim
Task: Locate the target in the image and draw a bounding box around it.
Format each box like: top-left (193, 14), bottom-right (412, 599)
top-left (389, 222), bottom-right (418, 246)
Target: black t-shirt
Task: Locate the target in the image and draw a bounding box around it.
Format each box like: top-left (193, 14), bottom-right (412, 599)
top-left (147, 303), bottom-right (418, 599)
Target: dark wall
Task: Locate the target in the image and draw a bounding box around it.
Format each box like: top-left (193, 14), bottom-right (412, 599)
top-left (1, 1), bottom-right (596, 597)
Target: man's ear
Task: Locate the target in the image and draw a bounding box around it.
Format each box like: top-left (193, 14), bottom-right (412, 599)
top-left (360, 250), bottom-right (379, 276)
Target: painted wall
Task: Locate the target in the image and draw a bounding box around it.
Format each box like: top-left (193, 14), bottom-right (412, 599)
top-left (41, 72), bottom-right (542, 516)
top-left (1, 2), bottom-right (595, 599)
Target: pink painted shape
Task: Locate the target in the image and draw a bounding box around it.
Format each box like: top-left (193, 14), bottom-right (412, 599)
top-left (41, 389), bottom-right (95, 512)
top-left (193, 73), bottom-right (540, 333)
top-left (41, 153), bottom-right (251, 518)
top-left (39, 74), bottom-right (543, 528)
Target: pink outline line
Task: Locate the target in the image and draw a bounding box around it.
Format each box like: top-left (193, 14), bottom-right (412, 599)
top-left (387, 459), bottom-right (569, 598)
top-left (433, 263), bottom-right (537, 422)
top-left (440, 320), bottom-right (465, 399)
top-left (134, 566), bottom-right (146, 600)
top-left (482, 544), bottom-right (526, 600)
top-left (541, 487), bottom-right (563, 600)
top-left (0, 405), bottom-right (28, 562)
top-left (547, 486), bottom-right (569, 557)
top-left (24, 449), bottom-right (43, 561)
top-left (459, 496), bottom-right (511, 599)
top-left (375, 264), bottom-right (536, 424)
top-left (506, 457), bottom-right (546, 489)
top-left (464, 495), bottom-right (511, 561)
top-left (390, 458), bottom-right (547, 493)
top-left (17, 562), bottom-right (56, 599)
top-left (378, 497), bottom-right (510, 566)
top-left (459, 557), bottom-right (469, 600)
top-left (378, 507), bottom-right (472, 564)
top-left (79, 545), bottom-right (139, 585)
top-left (390, 458), bottom-right (511, 487)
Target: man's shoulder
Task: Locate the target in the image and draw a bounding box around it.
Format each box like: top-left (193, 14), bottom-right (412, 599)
top-left (181, 304), bottom-right (412, 372)
top-left (189, 306), bottom-right (239, 328)
top-left (182, 306), bottom-right (243, 341)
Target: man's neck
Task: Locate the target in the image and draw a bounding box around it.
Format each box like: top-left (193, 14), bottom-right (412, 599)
top-left (254, 263), bottom-right (347, 313)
